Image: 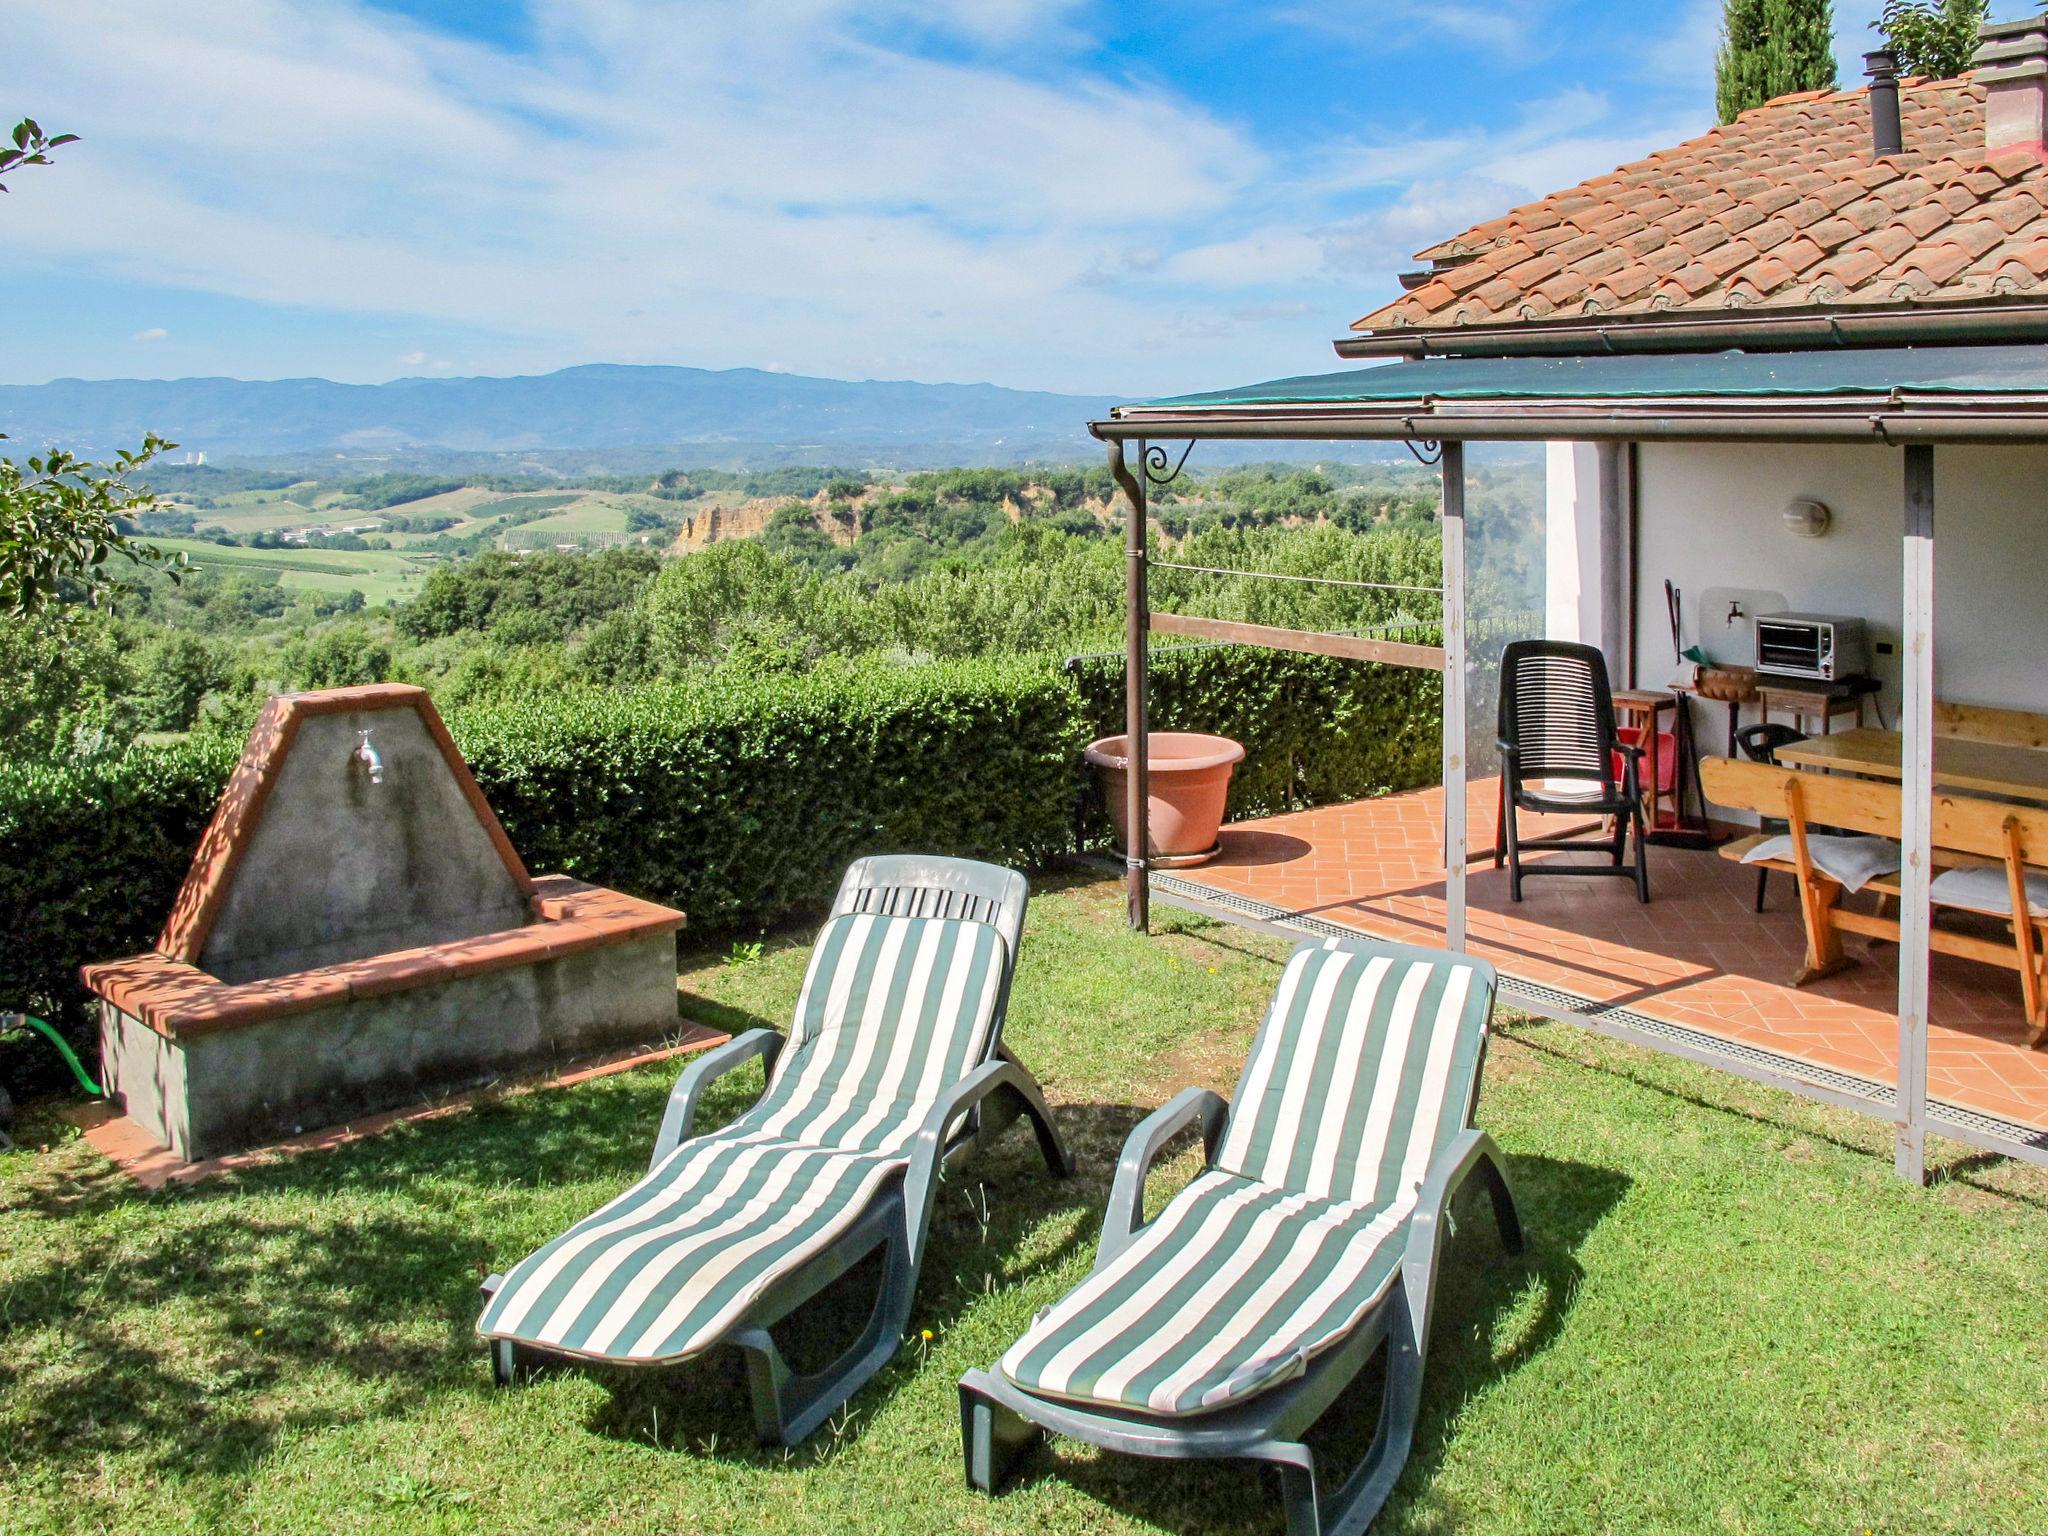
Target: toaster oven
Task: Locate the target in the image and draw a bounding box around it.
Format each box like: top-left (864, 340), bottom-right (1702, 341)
top-left (1753, 613), bottom-right (1868, 682)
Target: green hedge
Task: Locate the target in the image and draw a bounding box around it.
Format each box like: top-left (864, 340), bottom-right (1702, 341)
top-left (0, 643), bottom-right (1460, 1079)
top-left (1068, 644), bottom-right (1444, 827)
top-left (456, 660), bottom-right (1081, 930)
top-left (0, 736), bottom-right (243, 1063)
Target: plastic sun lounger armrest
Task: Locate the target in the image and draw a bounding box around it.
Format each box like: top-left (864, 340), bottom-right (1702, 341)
top-left (899, 1055), bottom-right (1058, 1272)
top-left (649, 1027), bottom-right (784, 1170)
top-left (1396, 1127), bottom-right (1522, 1363)
top-left (1098, 1086), bottom-right (1228, 1268)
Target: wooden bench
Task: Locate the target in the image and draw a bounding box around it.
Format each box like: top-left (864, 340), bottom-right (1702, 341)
top-left (1700, 756), bottom-right (2048, 1044)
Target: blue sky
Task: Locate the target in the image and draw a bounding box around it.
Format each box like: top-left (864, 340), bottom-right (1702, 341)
top-left (3, 0), bottom-right (1895, 395)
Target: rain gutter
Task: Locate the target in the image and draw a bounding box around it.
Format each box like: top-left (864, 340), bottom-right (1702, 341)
top-left (1088, 394), bottom-right (2048, 446)
top-left (1332, 304), bottom-right (2048, 360)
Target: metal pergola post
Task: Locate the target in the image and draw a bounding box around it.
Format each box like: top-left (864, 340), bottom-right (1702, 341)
top-left (1111, 438), bottom-right (1150, 932)
top-left (1440, 443), bottom-right (1469, 951)
top-left (1896, 444), bottom-right (1936, 1183)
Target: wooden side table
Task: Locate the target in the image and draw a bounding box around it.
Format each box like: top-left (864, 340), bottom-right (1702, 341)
top-left (1756, 675), bottom-right (1880, 736)
top-left (1612, 689), bottom-right (1678, 829)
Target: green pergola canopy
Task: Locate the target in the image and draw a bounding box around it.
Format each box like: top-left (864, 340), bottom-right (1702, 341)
top-left (1097, 343), bottom-right (2048, 444)
top-left (1129, 344), bottom-right (2048, 411)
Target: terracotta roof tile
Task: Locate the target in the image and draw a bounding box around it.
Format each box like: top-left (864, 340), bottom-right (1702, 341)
top-left (1988, 146), bottom-right (2042, 179)
top-left (1949, 216), bottom-right (2007, 257)
top-left (1780, 197), bottom-right (1831, 229)
top-left (1899, 242), bottom-right (1974, 285)
top-left (1665, 262), bottom-right (1721, 297)
top-left (1896, 203), bottom-right (1952, 238)
top-left (1776, 235), bottom-right (1828, 274)
top-left (1748, 216), bottom-right (1798, 251)
top-left (1805, 215), bottom-right (1862, 248)
top-left (1701, 238), bottom-right (1762, 278)
top-left (1741, 256), bottom-right (1796, 292)
top-left (2005, 236), bottom-right (2048, 276)
top-left (1815, 247), bottom-right (1889, 287)
top-left (1676, 222), bottom-right (1734, 257)
top-left (1980, 197), bottom-right (2043, 232)
top-left (1935, 182), bottom-right (1981, 215)
top-left (1354, 75), bottom-right (2048, 335)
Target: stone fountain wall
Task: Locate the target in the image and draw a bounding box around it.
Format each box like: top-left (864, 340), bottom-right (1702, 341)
top-left (83, 685), bottom-right (685, 1161)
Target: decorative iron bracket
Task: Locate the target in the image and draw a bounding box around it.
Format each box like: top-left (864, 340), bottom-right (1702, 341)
top-left (1143, 441), bottom-right (1196, 488)
top-left (1404, 438), bottom-right (1444, 467)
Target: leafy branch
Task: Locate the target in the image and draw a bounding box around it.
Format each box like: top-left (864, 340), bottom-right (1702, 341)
top-left (2, 118), bottom-right (184, 626)
top-left (1872, 0), bottom-right (1988, 80)
top-left (0, 439), bottom-right (186, 620)
top-left (0, 118), bottom-right (79, 192)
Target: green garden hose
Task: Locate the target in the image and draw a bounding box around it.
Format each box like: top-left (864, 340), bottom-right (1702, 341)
top-left (2, 1013), bottom-right (103, 1098)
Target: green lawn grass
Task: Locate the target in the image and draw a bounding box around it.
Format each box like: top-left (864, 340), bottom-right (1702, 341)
top-left (2, 873), bottom-right (2044, 1535)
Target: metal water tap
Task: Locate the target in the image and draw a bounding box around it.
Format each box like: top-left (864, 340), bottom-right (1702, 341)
top-left (352, 729), bottom-right (384, 785)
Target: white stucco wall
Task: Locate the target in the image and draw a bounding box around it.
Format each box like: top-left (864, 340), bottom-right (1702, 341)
top-left (1628, 442), bottom-right (2048, 729)
top-left (1545, 441), bottom-right (1602, 646)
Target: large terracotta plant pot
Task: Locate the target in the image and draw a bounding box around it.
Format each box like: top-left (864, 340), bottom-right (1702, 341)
top-left (1086, 732), bottom-right (1246, 869)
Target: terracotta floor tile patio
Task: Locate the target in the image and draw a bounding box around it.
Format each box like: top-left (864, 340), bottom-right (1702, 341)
top-left (1178, 780), bottom-right (2048, 1135)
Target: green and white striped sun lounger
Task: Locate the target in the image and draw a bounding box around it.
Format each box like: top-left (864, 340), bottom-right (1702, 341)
top-left (960, 936), bottom-right (1521, 1536)
top-left (479, 855), bottom-right (1072, 1446)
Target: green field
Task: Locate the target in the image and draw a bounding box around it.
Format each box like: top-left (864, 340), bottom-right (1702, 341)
top-left (153, 538), bottom-right (435, 604)
top-left (466, 492), bottom-right (582, 521)
top-left (157, 484), bottom-right (673, 557)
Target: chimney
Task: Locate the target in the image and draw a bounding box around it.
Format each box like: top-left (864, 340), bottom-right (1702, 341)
top-left (1976, 13), bottom-right (2048, 156)
top-left (1865, 48), bottom-right (1903, 156)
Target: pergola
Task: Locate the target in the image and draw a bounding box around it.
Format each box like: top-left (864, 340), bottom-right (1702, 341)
top-left (1091, 342), bottom-right (2048, 1184)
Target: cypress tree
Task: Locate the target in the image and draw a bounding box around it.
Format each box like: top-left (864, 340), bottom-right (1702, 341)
top-left (1716, 0), bottom-right (1840, 124)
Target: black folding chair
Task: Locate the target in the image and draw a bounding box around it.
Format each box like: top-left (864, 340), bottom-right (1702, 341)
top-left (1735, 722), bottom-right (1807, 913)
top-left (1496, 640), bottom-right (1649, 903)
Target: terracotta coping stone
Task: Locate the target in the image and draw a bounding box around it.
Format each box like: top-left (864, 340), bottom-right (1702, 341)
top-left (156, 684), bottom-right (536, 967)
top-left (83, 876), bottom-right (685, 1041)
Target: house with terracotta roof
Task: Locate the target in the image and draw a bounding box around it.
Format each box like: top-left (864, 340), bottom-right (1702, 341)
top-left (1089, 16), bottom-right (2048, 1185)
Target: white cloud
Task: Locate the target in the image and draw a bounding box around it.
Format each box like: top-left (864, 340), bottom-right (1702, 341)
top-left (1164, 232), bottom-right (1327, 289)
top-left (0, 0), bottom-right (1737, 393)
top-left (130, 326), bottom-right (169, 343)
top-left (0, 0), bottom-right (1261, 391)
top-left (1275, 1), bottom-right (1551, 57)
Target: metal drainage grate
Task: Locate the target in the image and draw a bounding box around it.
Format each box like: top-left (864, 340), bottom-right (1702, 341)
top-left (1152, 871), bottom-right (2048, 1158)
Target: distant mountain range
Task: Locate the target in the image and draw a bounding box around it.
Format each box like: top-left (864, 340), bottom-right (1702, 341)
top-left (0, 364), bottom-right (1131, 468)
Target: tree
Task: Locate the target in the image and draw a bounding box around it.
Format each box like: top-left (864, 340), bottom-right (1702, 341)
top-left (1716, 0), bottom-right (1840, 124)
top-left (1874, 0), bottom-right (1988, 80)
top-left (1, 119), bottom-right (181, 625)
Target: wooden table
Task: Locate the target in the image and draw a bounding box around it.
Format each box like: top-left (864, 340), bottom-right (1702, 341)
top-left (1757, 675), bottom-right (1880, 735)
top-left (1776, 727), bottom-right (2048, 802)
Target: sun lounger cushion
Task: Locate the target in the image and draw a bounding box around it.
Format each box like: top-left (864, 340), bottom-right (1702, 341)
top-left (998, 944), bottom-right (1486, 1417)
top-left (1929, 865), bottom-right (2048, 919)
top-left (1741, 833), bottom-right (1901, 893)
top-left (479, 911), bottom-right (1005, 1364)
